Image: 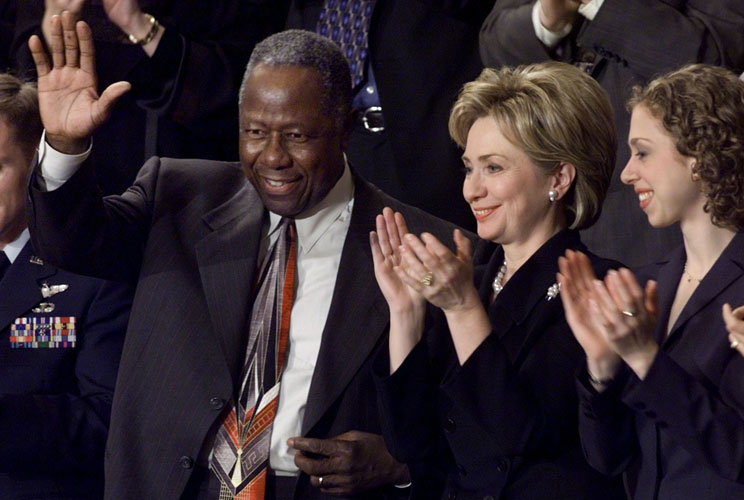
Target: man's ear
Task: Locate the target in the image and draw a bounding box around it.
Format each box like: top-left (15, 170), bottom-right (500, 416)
top-left (550, 162), bottom-right (576, 201)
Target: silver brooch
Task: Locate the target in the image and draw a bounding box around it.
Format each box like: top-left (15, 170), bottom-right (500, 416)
top-left (41, 282), bottom-right (69, 298)
top-left (546, 282), bottom-right (561, 301)
top-left (32, 302), bottom-right (56, 313)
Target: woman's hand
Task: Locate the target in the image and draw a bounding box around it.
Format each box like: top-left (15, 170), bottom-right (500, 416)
top-left (370, 208), bottom-right (425, 315)
top-left (558, 250), bottom-right (621, 385)
top-left (394, 229), bottom-right (490, 364)
top-left (590, 268), bottom-right (660, 379)
top-left (370, 208), bottom-right (426, 372)
top-left (723, 303), bottom-right (744, 356)
top-left (395, 229), bottom-right (480, 313)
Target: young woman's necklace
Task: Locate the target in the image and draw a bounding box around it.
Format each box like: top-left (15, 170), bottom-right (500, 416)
top-left (492, 260), bottom-right (507, 297)
top-left (683, 262), bottom-right (702, 284)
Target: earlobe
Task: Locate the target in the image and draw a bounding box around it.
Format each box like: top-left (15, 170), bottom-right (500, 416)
top-left (551, 162), bottom-right (577, 200)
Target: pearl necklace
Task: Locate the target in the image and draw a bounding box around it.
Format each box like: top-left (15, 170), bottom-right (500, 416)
top-left (492, 260), bottom-right (507, 297)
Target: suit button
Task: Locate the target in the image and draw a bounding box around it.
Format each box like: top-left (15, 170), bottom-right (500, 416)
top-left (180, 456), bottom-right (194, 469)
top-left (496, 459), bottom-right (509, 473)
top-left (483, 496), bottom-right (495, 500)
top-left (456, 463), bottom-right (467, 476)
top-left (210, 397), bottom-right (225, 410)
top-left (444, 417), bottom-right (456, 433)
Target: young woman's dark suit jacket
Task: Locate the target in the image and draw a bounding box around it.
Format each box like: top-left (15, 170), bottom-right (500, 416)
top-left (375, 229), bottom-right (625, 500)
top-left (577, 231), bottom-right (744, 499)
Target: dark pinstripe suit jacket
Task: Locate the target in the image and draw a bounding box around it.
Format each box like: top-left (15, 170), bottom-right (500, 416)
top-left (27, 156), bottom-right (462, 500)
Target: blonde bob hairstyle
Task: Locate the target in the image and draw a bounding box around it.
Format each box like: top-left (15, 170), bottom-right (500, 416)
top-left (449, 62), bottom-right (616, 230)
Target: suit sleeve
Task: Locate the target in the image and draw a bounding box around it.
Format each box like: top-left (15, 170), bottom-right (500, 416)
top-left (0, 279), bottom-right (131, 472)
top-left (620, 348), bottom-right (744, 482)
top-left (576, 367), bottom-right (639, 475)
top-left (374, 337), bottom-right (449, 499)
top-left (479, 0), bottom-right (744, 75)
top-left (441, 316), bottom-right (584, 460)
top-left (27, 156), bottom-right (161, 282)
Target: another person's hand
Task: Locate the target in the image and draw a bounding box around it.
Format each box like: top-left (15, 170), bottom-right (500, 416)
top-left (590, 268), bottom-right (660, 379)
top-left (558, 250), bottom-right (621, 386)
top-left (29, 12), bottom-right (130, 154)
top-left (538, 0), bottom-right (582, 32)
top-left (42, 0), bottom-right (84, 48)
top-left (723, 303), bottom-right (744, 356)
top-left (288, 431), bottom-right (409, 496)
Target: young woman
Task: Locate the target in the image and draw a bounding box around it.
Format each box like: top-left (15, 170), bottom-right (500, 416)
top-left (559, 64), bottom-right (744, 499)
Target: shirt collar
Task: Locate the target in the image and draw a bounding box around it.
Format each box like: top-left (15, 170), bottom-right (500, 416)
top-left (267, 161), bottom-right (355, 255)
top-left (2, 228), bottom-right (30, 264)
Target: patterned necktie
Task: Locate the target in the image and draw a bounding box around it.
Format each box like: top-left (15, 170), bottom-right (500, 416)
top-left (0, 251), bottom-right (10, 280)
top-left (211, 219), bottom-right (297, 499)
top-left (316, 0), bottom-right (374, 88)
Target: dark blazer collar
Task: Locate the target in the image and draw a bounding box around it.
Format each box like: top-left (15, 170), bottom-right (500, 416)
top-left (301, 173), bottom-right (389, 434)
top-left (480, 229), bottom-right (585, 330)
top-left (660, 231), bottom-right (744, 342)
top-left (195, 181), bottom-right (265, 384)
top-left (0, 241), bottom-right (59, 331)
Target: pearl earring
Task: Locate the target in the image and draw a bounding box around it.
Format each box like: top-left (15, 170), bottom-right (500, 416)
top-left (548, 190), bottom-right (557, 202)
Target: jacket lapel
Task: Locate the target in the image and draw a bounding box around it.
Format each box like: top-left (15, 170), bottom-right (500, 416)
top-left (0, 242), bottom-right (58, 332)
top-left (301, 176), bottom-right (388, 434)
top-left (666, 232), bottom-right (744, 340)
top-left (195, 182), bottom-right (264, 384)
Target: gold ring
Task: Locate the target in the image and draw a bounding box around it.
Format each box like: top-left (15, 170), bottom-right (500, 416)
top-left (420, 272), bottom-right (434, 286)
top-left (731, 340), bottom-right (740, 349)
top-left (621, 309), bottom-right (636, 318)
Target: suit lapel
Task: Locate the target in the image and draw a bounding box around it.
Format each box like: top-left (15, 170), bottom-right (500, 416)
top-left (195, 183), bottom-right (264, 384)
top-left (666, 233), bottom-right (744, 341)
top-left (301, 177), bottom-right (388, 434)
top-left (0, 242), bottom-right (58, 332)
top-left (652, 247), bottom-right (682, 344)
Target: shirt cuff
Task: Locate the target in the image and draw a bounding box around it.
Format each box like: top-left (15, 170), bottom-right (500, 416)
top-left (532, 1), bottom-right (573, 49)
top-left (578, 0), bottom-right (604, 21)
top-left (37, 130), bottom-right (91, 191)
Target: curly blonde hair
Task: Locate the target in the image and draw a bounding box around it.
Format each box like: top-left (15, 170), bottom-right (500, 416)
top-left (628, 64), bottom-right (744, 231)
top-left (448, 62), bottom-right (616, 230)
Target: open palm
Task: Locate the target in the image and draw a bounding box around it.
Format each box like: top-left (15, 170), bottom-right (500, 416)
top-left (29, 12), bottom-right (130, 152)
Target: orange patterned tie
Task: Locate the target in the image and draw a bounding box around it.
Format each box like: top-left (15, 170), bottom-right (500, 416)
top-left (211, 219), bottom-right (297, 499)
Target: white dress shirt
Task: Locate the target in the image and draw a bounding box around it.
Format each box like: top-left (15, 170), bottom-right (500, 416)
top-left (36, 135), bottom-right (356, 475)
top-left (2, 228), bottom-right (30, 263)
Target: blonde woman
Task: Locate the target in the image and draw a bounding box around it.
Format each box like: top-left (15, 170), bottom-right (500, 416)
top-left (370, 63), bottom-right (624, 499)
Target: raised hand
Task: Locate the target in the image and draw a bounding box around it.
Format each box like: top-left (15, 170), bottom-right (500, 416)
top-left (396, 229), bottom-right (479, 313)
top-left (538, 0), bottom-right (582, 31)
top-left (370, 207), bottom-right (427, 372)
top-left (29, 12), bottom-right (131, 154)
top-left (558, 250), bottom-right (621, 383)
top-left (590, 268), bottom-right (659, 379)
top-left (288, 431), bottom-right (408, 496)
top-left (722, 303), bottom-right (744, 356)
top-left (370, 207), bottom-right (425, 315)
top-left (42, 0), bottom-right (85, 48)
